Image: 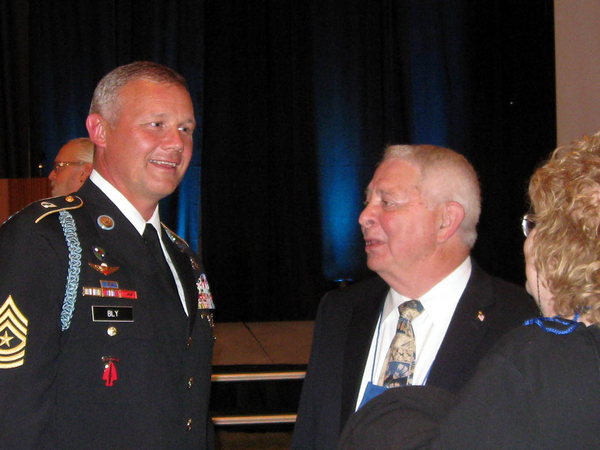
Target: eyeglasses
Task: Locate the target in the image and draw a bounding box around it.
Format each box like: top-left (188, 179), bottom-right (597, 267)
top-left (53, 161), bottom-right (86, 172)
top-left (521, 214), bottom-right (535, 237)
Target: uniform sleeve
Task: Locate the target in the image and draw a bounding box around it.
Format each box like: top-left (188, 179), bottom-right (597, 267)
top-left (437, 350), bottom-right (541, 450)
top-left (0, 215), bottom-right (66, 449)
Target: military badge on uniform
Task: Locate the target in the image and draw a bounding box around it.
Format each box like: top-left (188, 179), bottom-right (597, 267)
top-left (189, 255), bottom-right (200, 271)
top-left (196, 274), bottom-right (214, 310)
top-left (82, 280), bottom-right (138, 299)
top-left (93, 246), bottom-right (106, 261)
top-left (97, 215), bottom-right (115, 230)
top-left (88, 245), bottom-right (119, 275)
top-left (200, 311), bottom-right (214, 327)
top-left (0, 295), bottom-right (28, 369)
top-left (89, 262), bottom-right (120, 276)
top-left (102, 356), bottom-right (119, 386)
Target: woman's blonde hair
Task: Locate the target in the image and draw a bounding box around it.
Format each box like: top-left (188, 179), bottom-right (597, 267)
top-left (529, 131), bottom-right (600, 323)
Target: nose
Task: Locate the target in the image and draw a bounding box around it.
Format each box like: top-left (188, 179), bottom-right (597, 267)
top-left (358, 204), bottom-right (375, 228)
top-left (48, 170), bottom-right (57, 181)
top-left (163, 127), bottom-right (185, 152)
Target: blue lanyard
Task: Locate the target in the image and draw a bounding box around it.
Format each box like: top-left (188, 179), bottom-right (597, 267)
top-left (370, 309), bottom-right (384, 382)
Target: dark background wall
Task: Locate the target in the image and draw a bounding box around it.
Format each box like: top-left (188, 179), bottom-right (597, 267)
top-left (0, 0), bottom-right (556, 322)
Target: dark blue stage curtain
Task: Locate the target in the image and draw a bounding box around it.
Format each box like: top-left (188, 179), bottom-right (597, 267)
top-left (1, 0), bottom-right (555, 321)
top-left (202, 0), bottom-right (555, 321)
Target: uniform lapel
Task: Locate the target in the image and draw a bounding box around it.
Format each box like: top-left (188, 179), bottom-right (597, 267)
top-left (340, 278), bottom-right (389, 429)
top-left (426, 262), bottom-right (493, 390)
top-left (161, 228), bottom-right (199, 329)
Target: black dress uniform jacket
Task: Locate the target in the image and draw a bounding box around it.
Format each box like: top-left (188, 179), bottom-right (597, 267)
top-left (0, 180), bottom-right (215, 449)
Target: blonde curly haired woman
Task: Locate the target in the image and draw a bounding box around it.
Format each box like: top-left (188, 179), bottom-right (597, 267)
top-left (436, 132), bottom-right (600, 449)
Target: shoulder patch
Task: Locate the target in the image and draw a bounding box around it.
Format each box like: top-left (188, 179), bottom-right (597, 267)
top-left (35, 195), bottom-right (84, 223)
top-left (0, 295), bottom-right (28, 369)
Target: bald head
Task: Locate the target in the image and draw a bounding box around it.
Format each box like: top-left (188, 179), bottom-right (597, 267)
top-left (48, 138), bottom-right (94, 196)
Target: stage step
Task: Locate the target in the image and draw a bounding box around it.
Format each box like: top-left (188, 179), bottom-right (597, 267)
top-left (210, 321), bottom-right (313, 428)
top-left (211, 364), bottom-right (305, 426)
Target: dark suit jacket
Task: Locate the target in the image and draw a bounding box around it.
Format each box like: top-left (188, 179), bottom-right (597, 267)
top-left (291, 261), bottom-right (539, 450)
top-left (0, 180), bottom-right (215, 449)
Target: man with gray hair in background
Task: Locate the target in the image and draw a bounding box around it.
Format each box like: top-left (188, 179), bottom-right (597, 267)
top-left (48, 137), bottom-right (94, 196)
top-left (292, 144), bottom-right (538, 450)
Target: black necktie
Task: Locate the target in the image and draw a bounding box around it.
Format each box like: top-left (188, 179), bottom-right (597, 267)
top-left (143, 224), bottom-right (177, 291)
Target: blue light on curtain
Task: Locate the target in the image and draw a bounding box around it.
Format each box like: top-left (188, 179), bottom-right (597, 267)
top-left (314, 68), bottom-right (364, 280)
top-left (318, 143), bottom-right (364, 280)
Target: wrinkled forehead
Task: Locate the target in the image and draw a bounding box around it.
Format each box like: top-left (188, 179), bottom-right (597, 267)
top-left (366, 158), bottom-right (423, 196)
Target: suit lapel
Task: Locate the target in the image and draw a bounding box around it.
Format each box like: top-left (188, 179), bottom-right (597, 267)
top-left (340, 278), bottom-right (389, 428)
top-left (426, 262), bottom-right (493, 390)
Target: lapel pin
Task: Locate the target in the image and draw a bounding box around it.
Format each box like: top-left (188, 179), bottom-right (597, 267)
top-left (477, 311), bottom-right (485, 322)
top-left (40, 202), bottom-right (57, 209)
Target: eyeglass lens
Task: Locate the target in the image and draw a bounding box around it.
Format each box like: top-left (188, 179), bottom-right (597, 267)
top-left (521, 214), bottom-right (535, 237)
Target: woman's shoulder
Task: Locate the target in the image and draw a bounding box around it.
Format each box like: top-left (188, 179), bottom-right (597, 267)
top-left (491, 319), bottom-right (598, 368)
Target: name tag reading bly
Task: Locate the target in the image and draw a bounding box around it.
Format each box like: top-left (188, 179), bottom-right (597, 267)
top-left (92, 306), bottom-right (134, 322)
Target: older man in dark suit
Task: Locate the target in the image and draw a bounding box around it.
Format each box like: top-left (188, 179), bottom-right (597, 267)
top-left (291, 144), bottom-right (538, 450)
top-left (0, 62), bottom-right (214, 449)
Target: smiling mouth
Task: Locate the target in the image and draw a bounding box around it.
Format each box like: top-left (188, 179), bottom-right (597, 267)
top-left (149, 159), bottom-right (177, 168)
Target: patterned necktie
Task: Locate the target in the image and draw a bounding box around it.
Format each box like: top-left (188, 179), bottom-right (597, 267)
top-left (143, 224), bottom-right (177, 291)
top-left (378, 299), bottom-right (423, 388)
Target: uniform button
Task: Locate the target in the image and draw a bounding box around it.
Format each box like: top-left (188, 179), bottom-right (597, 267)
top-left (187, 377), bottom-right (194, 389)
top-left (107, 327), bottom-right (117, 336)
top-left (186, 337), bottom-right (192, 348)
top-left (186, 418), bottom-right (193, 431)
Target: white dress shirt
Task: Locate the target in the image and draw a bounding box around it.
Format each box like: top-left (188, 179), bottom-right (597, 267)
top-left (356, 256), bottom-right (472, 410)
top-left (89, 170), bottom-right (188, 315)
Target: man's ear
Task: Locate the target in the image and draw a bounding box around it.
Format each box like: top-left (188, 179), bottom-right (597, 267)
top-left (86, 114), bottom-right (107, 147)
top-left (81, 163), bottom-right (93, 179)
top-left (437, 201), bottom-right (465, 243)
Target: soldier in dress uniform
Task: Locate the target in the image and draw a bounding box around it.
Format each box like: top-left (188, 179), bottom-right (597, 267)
top-left (0, 61), bottom-right (215, 449)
